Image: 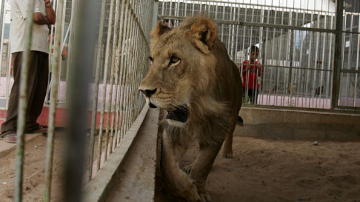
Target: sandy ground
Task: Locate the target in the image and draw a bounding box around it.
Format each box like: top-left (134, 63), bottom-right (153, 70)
top-left (0, 132), bottom-right (359, 202)
top-left (0, 135), bottom-right (65, 202)
top-left (157, 135), bottom-right (360, 202)
top-left (0, 131), bottom-right (118, 202)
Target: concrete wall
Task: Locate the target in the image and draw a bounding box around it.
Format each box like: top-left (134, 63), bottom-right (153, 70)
top-left (237, 107), bottom-right (360, 141)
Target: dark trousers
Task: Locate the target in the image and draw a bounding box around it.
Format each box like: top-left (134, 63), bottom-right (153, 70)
top-left (0, 51), bottom-right (49, 134)
top-left (247, 88), bottom-right (259, 104)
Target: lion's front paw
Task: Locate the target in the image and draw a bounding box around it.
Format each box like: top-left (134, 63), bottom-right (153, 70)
top-left (198, 191), bottom-right (212, 202)
top-left (182, 164), bottom-right (192, 174)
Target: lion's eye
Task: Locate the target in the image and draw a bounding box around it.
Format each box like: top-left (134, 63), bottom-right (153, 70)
top-left (169, 55), bottom-right (180, 66)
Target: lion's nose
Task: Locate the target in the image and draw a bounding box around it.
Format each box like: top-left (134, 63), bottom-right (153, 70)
top-left (139, 88), bottom-right (157, 97)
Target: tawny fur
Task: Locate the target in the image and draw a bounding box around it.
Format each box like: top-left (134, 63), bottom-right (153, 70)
top-left (140, 16), bottom-right (242, 201)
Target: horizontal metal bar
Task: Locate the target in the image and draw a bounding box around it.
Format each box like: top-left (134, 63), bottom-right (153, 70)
top-left (243, 104), bottom-right (360, 114)
top-left (336, 106), bottom-right (360, 110)
top-left (158, 0), bottom-right (336, 14)
top-left (264, 65), bottom-right (332, 72)
top-left (340, 69), bottom-right (360, 74)
top-left (159, 15), bottom-right (360, 35)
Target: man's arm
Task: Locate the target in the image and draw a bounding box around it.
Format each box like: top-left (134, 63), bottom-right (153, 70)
top-left (33, 0), bottom-right (55, 25)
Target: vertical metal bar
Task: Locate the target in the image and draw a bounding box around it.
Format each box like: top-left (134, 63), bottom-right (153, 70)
top-left (97, 0), bottom-right (115, 170)
top-left (340, 14), bottom-right (346, 107)
top-left (345, 14), bottom-right (354, 105)
top-left (288, 17), bottom-right (295, 100)
top-left (14, 0), bottom-right (35, 201)
top-left (326, 15), bottom-right (334, 105)
top-left (305, 6), bottom-right (314, 108)
top-left (313, 12), bottom-right (321, 108)
top-left (63, 0), bottom-right (100, 200)
top-left (118, 0), bottom-right (131, 142)
top-left (88, 0), bottom-right (107, 181)
top-left (121, 0), bottom-right (131, 139)
top-left (116, 0), bottom-right (130, 146)
top-left (264, 3), bottom-right (271, 105)
top-left (44, 0), bottom-right (64, 200)
top-left (125, 1), bottom-right (136, 132)
top-left (234, 5), bottom-right (240, 64)
top-left (0, 0), bottom-right (6, 77)
top-left (276, 7), bottom-right (284, 106)
top-left (319, 7), bottom-right (328, 108)
top-left (112, 0), bottom-right (126, 152)
top-left (65, 0), bottom-right (77, 87)
top-left (269, 2), bottom-right (277, 105)
top-left (353, 17), bottom-right (360, 107)
top-left (242, 1), bottom-right (248, 102)
top-left (299, 9), bottom-right (306, 107)
top-left (105, 0), bottom-right (121, 157)
top-left (331, 0), bottom-right (344, 109)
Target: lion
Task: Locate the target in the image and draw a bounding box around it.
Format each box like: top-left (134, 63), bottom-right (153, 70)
top-left (139, 16), bottom-right (242, 201)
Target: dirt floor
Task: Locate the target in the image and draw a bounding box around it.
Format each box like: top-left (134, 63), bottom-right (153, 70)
top-left (0, 132), bottom-right (359, 202)
top-left (157, 135), bottom-right (360, 202)
top-left (0, 135), bottom-right (64, 202)
top-left (0, 131), bottom-right (116, 202)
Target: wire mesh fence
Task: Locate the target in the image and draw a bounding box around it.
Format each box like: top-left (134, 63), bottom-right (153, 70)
top-left (157, 0), bottom-right (360, 110)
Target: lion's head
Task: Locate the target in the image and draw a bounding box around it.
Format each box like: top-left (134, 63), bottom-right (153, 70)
top-left (139, 17), bottom-right (219, 113)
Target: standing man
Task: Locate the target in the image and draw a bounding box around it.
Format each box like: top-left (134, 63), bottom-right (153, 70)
top-left (0, 0), bottom-right (55, 143)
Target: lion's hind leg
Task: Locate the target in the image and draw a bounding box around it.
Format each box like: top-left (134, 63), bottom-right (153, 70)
top-left (222, 131), bottom-right (234, 158)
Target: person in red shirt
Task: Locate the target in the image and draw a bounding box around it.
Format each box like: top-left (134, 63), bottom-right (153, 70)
top-left (241, 45), bottom-right (263, 104)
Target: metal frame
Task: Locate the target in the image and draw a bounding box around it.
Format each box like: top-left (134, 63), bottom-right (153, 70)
top-left (157, 0), bottom-right (360, 112)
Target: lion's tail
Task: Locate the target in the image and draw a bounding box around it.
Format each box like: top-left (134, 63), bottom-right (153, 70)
top-left (237, 116), bottom-right (244, 126)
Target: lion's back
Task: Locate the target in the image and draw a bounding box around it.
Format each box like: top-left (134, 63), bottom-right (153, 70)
top-left (212, 39), bottom-right (242, 115)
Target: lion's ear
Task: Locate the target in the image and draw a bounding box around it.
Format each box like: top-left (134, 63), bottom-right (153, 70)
top-left (150, 21), bottom-right (172, 41)
top-left (189, 18), bottom-right (217, 54)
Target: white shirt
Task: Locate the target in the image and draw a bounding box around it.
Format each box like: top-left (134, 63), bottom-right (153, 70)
top-left (10, 0), bottom-right (49, 54)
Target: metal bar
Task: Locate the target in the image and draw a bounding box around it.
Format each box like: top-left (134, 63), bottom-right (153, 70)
top-left (63, 0), bottom-right (100, 200)
top-left (44, 0), bottom-right (64, 200)
top-left (0, 0), bottom-right (6, 77)
top-left (326, 15), bottom-right (334, 105)
top-left (127, 0), bottom-right (150, 47)
top-left (118, 0), bottom-right (131, 143)
top-left (115, 0), bottom-right (130, 146)
top-left (65, 0), bottom-right (77, 88)
top-left (353, 16), bottom-right (360, 107)
top-left (14, 0), bottom-right (35, 200)
top-left (319, 5), bottom-right (328, 108)
top-left (340, 14), bottom-right (346, 107)
top-left (125, 0), bottom-right (137, 134)
top-left (97, 0), bottom-right (116, 170)
top-left (158, 0), bottom-right (336, 13)
top-left (88, 0), bottom-right (107, 181)
top-left (313, 10), bottom-right (321, 108)
top-left (305, 10), bottom-right (314, 108)
top-left (331, 0), bottom-right (344, 109)
top-left (105, 0), bottom-right (121, 158)
top-left (158, 15), bottom-right (360, 35)
top-left (264, 2), bottom-right (271, 105)
top-left (345, 14), bottom-right (354, 107)
top-left (112, 0), bottom-right (127, 152)
top-left (299, 8), bottom-right (307, 107)
top-left (275, 6), bottom-right (284, 105)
